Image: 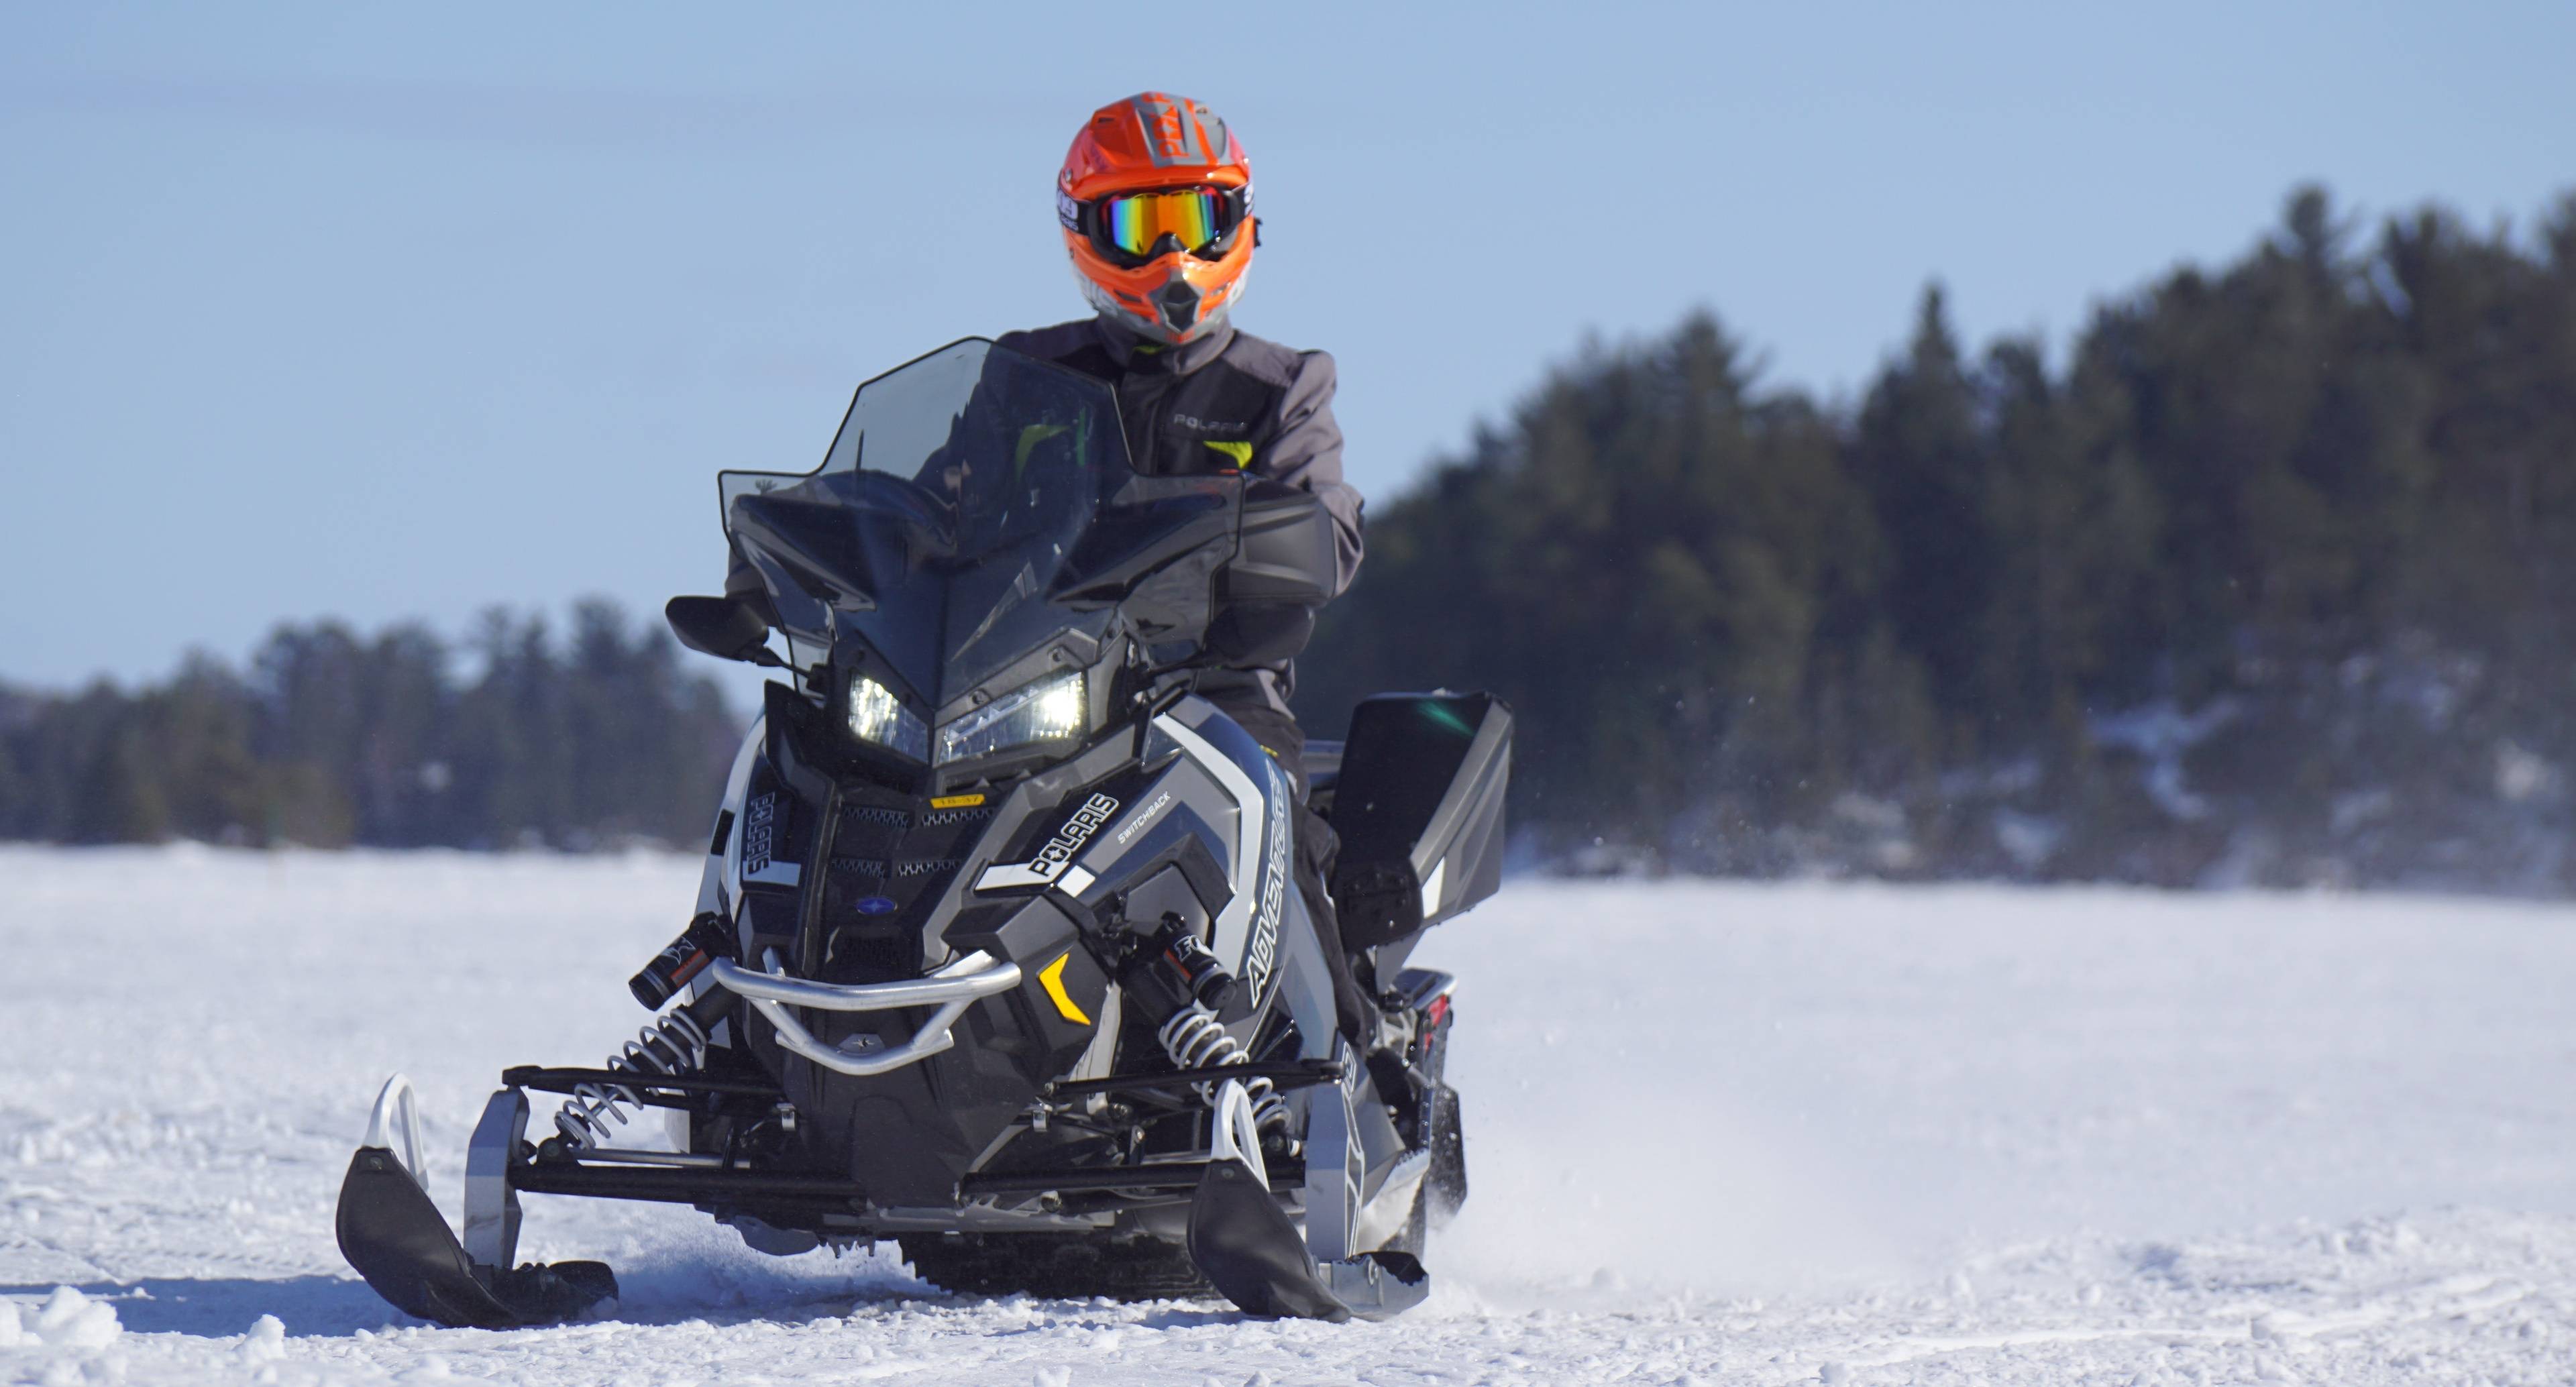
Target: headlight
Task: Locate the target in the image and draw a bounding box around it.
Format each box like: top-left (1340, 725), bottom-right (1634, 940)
top-left (936, 671), bottom-right (1086, 765)
top-left (847, 674), bottom-right (930, 761)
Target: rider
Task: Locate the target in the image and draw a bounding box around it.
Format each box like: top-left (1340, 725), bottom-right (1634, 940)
top-left (724, 93), bottom-right (1378, 1046)
top-left (1000, 92), bottom-right (1363, 773)
top-left (1005, 93), bottom-right (1374, 1045)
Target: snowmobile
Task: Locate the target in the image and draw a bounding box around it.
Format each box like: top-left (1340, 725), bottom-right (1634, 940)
top-left (334, 339), bottom-right (1510, 1326)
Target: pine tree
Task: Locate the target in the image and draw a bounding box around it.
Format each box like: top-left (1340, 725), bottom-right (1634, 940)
top-left (1849, 284), bottom-right (1996, 749)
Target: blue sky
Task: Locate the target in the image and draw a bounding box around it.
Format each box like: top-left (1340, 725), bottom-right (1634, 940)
top-left (5, 2), bottom-right (2571, 690)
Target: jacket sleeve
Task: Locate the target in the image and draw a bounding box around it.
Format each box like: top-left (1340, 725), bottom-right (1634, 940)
top-left (1265, 349), bottom-right (1366, 598)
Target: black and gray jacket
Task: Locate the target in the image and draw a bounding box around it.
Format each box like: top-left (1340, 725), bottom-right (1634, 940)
top-left (994, 317), bottom-right (1364, 719)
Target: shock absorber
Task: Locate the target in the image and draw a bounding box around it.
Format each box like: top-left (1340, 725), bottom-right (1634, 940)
top-left (1156, 1002), bottom-right (1293, 1144)
top-left (556, 918), bottom-right (739, 1152)
top-left (1122, 915), bottom-right (1294, 1147)
top-left (553, 1008), bottom-right (714, 1151)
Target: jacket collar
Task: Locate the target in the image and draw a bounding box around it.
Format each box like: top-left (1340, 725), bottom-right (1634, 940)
top-left (1091, 315), bottom-right (1234, 377)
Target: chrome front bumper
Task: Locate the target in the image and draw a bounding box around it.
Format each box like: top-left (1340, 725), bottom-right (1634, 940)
top-left (706, 950), bottom-right (1024, 1078)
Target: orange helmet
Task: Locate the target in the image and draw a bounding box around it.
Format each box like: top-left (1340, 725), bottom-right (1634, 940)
top-left (1057, 93), bottom-right (1256, 345)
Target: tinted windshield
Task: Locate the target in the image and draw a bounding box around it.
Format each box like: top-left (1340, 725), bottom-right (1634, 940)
top-left (718, 340), bottom-right (1224, 708)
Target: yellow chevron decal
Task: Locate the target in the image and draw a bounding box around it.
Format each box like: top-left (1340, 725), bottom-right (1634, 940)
top-left (1202, 439), bottom-right (1253, 470)
top-left (1038, 952), bottom-right (1092, 1025)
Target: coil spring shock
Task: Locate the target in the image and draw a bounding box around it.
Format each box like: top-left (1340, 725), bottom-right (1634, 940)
top-left (1156, 1002), bottom-right (1292, 1142)
top-left (552, 1010), bottom-right (712, 1150)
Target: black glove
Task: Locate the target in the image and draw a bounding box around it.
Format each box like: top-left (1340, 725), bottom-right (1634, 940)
top-left (1201, 602), bottom-right (1315, 667)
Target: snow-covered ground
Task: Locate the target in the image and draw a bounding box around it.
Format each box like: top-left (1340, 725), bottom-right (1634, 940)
top-left (4, 847), bottom-right (2573, 1384)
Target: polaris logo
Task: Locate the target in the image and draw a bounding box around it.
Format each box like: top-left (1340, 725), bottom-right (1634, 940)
top-left (1034, 792), bottom-right (1120, 879)
top-left (1173, 412), bottom-right (1248, 433)
top-left (743, 793), bottom-right (777, 876)
top-left (973, 792), bottom-right (1122, 893)
top-left (740, 792), bottom-right (802, 889)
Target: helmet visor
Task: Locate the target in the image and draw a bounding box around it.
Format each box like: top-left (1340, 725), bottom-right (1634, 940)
top-left (1095, 186), bottom-right (1240, 260)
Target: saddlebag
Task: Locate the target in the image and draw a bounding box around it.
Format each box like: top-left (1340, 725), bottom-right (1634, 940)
top-left (1326, 692), bottom-right (1511, 952)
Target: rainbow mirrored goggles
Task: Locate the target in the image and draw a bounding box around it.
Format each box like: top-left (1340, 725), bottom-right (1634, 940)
top-left (1073, 185), bottom-right (1249, 264)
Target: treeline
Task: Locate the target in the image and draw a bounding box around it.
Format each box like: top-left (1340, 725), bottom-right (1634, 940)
top-left (1301, 187), bottom-right (2576, 889)
top-left (14, 186), bottom-right (2575, 887)
top-left (0, 602), bottom-right (741, 849)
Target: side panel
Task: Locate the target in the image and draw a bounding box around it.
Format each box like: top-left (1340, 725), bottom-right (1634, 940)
top-left (692, 711), bottom-right (771, 922)
top-left (1144, 700), bottom-right (1293, 1016)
